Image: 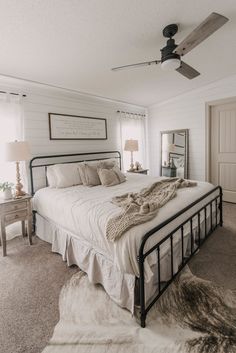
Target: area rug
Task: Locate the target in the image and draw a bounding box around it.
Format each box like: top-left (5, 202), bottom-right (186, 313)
top-left (42, 267), bottom-right (236, 353)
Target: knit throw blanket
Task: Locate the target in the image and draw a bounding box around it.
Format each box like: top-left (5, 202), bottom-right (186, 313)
top-left (106, 178), bottom-right (197, 241)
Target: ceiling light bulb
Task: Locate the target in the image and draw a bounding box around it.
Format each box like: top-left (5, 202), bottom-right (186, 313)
top-left (161, 58), bottom-right (181, 71)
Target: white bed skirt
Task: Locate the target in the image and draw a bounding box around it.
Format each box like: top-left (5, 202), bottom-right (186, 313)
top-left (36, 214), bottom-right (136, 312)
top-left (35, 205), bottom-right (217, 314)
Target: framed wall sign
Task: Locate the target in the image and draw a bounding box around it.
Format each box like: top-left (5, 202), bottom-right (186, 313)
top-left (48, 113), bottom-right (107, 140)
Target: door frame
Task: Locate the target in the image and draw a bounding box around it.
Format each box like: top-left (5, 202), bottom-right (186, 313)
top-left (205, 96), bottom-right (236, 182)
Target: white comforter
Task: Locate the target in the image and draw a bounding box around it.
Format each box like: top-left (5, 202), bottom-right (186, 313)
top-left (33, 174), bottom-right (216, 280)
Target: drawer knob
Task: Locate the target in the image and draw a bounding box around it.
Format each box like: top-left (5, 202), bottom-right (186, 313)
top-left (15, 214), bottom-right (18, 219)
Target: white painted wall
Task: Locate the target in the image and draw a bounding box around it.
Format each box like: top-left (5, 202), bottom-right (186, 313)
top-left (0, 77), bottom-right (145, 158)
top-left (148, 74), bottom-right (236, 181)
top-left (22, 87), bottom-right (145, 157)
top-left (22, 86), bottom-right (146, 190)
top-left (0, 77), bottom-right (145, 191)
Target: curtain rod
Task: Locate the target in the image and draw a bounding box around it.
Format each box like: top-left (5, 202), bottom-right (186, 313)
top-left (117, 110), bottom-right (145, 117)
top-left (0, 90), bottom-right (27, 97)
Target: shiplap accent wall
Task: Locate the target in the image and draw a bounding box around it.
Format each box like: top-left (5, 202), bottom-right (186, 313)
top-left (20, 85), bottom-right (146, 190)
top-left (0, 78), bottom-right (145, 190)
top-left (23, 87), bottom-right (145, 157)
top-left (148, 74), bottom-right (236, 181)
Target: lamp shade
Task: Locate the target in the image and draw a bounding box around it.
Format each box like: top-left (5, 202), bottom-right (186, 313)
top-left (124, 139), bottom-right (139, 152)
top-left (5, 141), bottom-right (31, 162)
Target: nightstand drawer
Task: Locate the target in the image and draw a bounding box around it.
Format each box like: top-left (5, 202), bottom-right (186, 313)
top-left (4, 201), bottom-right (27, 213)
top-left (5, 210), bottom-right (28, 224)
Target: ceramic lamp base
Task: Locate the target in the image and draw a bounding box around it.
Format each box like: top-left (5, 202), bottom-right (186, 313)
top-left (15, 186), bottom-right (26, 198)
top-left (15, 162), bottom-right (26, 198)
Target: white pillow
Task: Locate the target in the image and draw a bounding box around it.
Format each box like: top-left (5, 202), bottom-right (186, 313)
top-left (54, 163), bottom-right (82, 188)
top-left (46, 165), bottom-right (57, 188)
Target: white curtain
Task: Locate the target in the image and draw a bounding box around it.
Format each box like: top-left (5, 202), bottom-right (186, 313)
top-left (0, 93), bottom-right (24, 183)
top-left (120, 112), bottom-right (146, 171)
top-left (0, 93), bottom-right (24, 240)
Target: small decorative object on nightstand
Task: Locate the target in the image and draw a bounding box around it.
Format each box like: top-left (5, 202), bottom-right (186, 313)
top-left (127, 169), bottom-right (149, 175)
top-left (134, 161), bottom-right (142, 171)
top-left (0, 195), bottom-right (32, 256)
top-left (0, 182), bottom-right (14, 200)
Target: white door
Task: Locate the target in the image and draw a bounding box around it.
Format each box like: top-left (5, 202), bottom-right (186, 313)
top-left (210, 102), bottom-right (236, 203)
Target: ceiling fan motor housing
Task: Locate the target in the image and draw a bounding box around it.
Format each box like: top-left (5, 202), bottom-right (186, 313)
top-left (161, 38), bottom-right (180, 63)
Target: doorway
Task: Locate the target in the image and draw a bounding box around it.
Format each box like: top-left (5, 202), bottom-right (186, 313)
top-left (208, 100), bottom-right (236, 203)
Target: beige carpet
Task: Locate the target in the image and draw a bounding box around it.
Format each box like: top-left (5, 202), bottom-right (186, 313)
top-left (0, 237), bottom-right (77, 353)
top-left (0, 202), bottom-right (235, 353)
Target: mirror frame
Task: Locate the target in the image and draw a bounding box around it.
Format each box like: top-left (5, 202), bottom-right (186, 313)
top-left (160, 129), bottom-right (189, 179)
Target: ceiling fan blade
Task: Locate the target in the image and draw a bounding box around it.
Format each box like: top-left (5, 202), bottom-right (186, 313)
top-left (111, 60), bottom-right (161, 71)
top-left (175, 12), bottom-right (229, 56)
top-left (176, 61), bottom-right (200, 79)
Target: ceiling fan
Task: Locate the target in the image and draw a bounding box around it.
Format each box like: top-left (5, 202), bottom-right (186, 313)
top-left (111, 12), bottom-right (229, 79)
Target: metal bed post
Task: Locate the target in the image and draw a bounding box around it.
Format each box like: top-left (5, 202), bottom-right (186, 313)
top-left (219, 186), bottom-right (223, 226)
top-left (138, 249), bottom-right (146, 328)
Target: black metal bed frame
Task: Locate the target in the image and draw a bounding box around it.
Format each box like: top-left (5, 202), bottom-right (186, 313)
top-left (138, 185), bottom-right (222, 327)
top-left (29, 151), bottom-right (223, 328)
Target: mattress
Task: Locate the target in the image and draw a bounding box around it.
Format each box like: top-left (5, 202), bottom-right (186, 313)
top-left (33, 174), bottom-right (217, 282)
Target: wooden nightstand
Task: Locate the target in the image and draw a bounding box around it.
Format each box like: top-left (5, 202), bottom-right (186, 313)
top-left (0, 195), bottom-right (32, 256)
top-left (127, 169), bottom-right (149, 175)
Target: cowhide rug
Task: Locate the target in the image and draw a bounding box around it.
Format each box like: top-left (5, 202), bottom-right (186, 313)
top-left (42, 267), bottom-right (236, 353)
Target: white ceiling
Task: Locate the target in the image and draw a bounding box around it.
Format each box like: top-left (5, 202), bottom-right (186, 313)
top-left (0, 0), bottom-right (236, 106)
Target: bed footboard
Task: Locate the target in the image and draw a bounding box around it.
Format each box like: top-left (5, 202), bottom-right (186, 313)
top-left (137, 186), bottom-right (223, 328)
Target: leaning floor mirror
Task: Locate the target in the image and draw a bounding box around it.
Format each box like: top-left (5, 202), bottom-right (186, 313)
top-left (161, 129), bottom-right (189, 179)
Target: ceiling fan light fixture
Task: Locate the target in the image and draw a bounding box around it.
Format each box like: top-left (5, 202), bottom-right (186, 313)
top-left (161, 58), bottom-right (181, 71)
top-left (111, 13), bottom-right (228, 78)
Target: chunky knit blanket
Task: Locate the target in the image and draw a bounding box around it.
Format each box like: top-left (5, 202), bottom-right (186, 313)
top-left (106, 178), bottom-right (197, 241)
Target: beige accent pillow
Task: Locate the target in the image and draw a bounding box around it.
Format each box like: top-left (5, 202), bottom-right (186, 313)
top-left (112, 165), bottom-right (126, 183)
top-left (78, 163), bottom-right (101, 186)
top-left (100, 158), bottom-right (118, 169)
top-left (98, 166), bottom-right (126, 187)
top-left (97, 168), bottom-right (120, 187)
top-left (86, 159), bottom-right (117, 169)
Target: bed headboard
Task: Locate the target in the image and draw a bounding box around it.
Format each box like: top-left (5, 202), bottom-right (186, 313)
top-left (29, 151), bottom-right (121, 195)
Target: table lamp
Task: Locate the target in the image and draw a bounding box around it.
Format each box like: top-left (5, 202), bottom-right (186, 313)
top-left (5, 141), bottom-right (31, 198)
top-left (124, 139), bottom-right (139, 171)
